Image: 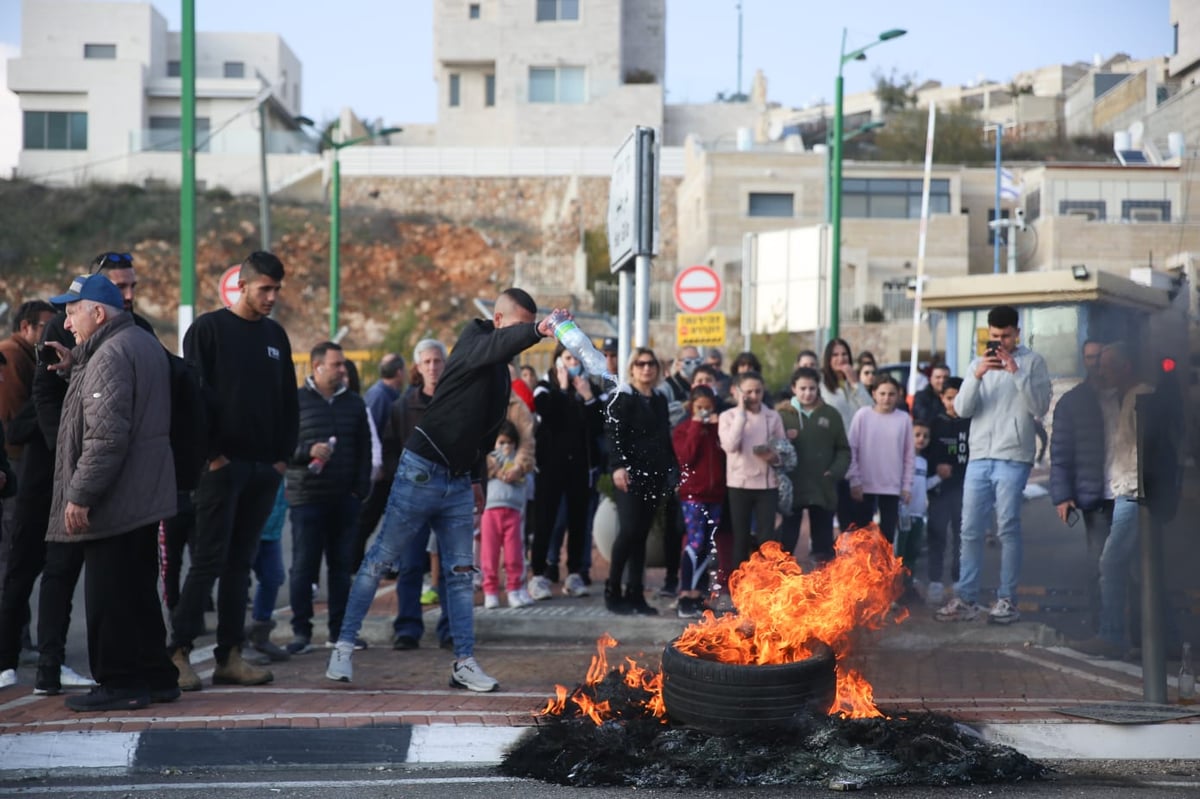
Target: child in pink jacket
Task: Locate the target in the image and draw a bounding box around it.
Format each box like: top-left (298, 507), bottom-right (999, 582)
top-left (846, 375), bottom-right (914, 544)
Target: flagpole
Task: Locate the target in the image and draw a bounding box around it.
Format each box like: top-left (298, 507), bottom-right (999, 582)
top-left (993, 123), bottom-right (1002, 275)
top-left (909, 103), bottom-right (936, 403)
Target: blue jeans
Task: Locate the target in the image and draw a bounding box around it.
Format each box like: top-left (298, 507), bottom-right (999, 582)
top-left (955, 459), bottom-right (1031, 604)
top-left (289, 496), bottom-right (361, 641)
top-left (1098, 496), bottom-right (1140, 647)
top-left (393, 525), bottom-right (450, 645)
top-left (340, 451), bottom-right (475, 658)
top-left (251, 537), bottom-right (285, 622)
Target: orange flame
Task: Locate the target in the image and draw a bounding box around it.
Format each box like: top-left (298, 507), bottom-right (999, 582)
top-left (538, 525), bottom-right (905, 722)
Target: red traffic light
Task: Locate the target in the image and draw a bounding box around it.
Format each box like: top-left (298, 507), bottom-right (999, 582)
top-left (1161, 357), bottom-right (1176, 373)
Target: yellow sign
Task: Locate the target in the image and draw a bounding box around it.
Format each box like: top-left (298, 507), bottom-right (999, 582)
top-left (677, 313), bottom-right (726, 346)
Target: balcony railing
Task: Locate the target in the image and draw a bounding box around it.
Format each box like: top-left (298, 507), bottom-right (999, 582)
top-left (129, 128), bottom-right (316, 156)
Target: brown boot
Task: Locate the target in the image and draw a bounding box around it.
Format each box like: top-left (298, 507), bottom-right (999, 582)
top-left (171, 647), bottom-right (202, 692)
top-left (212, 646), bottom-right (274, 686)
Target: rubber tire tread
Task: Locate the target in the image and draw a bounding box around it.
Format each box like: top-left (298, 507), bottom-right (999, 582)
top-left (660, 639), bottom-right (837, 733)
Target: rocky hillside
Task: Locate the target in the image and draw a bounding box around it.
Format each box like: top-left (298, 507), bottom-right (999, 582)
top-left (0, 180), bottom-right (520, 355)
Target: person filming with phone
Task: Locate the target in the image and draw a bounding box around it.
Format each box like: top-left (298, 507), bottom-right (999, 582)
top-left (935, 305), bottom-right (1050, 626)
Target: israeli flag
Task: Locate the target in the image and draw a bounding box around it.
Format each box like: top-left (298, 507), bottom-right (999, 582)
top-left (1000, 168), bottom-right (1022, 202)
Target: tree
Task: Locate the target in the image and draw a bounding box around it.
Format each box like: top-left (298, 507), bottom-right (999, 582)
top-left (873, 69), bottom-right (917, 113)
top-left (873, 106), bottom-right (992, 165)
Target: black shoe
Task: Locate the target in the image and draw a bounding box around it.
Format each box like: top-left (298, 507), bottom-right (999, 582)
top-left (392, 634), bottom-right (420, 651)
top-left (656, 582), bottom-right (678, 599)
top-left (544, 563), bottom-right (560, 584)
top-left (604, 585), bottom-right (632, 615)
top-left (676, 597), bottom-right (704, 619)
top-left (65, 685), bottom-right (150, 713)
top-left (33, 667), bottom-right (61, 696)
top-left (626, 586), bottom-right (659, 616)
top-left (150, 685), bottom-right (182, 704)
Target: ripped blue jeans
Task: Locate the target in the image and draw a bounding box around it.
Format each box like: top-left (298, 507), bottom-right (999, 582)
top-left (338, 450), bottom-right (476, 659)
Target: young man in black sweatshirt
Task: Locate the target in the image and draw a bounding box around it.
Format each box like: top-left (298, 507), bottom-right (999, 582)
top-left (170, 251), bottom-right (299, 691)
top-left (328, 289), bottom-right (558, 692)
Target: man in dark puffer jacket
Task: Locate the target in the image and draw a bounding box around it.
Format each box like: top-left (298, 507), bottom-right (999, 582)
top-left (284, 342), bottom-right (371, 654)
top-left (1049, 339), bottom-right (1108, 634)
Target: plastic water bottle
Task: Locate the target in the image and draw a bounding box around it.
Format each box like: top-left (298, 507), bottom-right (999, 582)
top-left (308, 436), bottom-right (337, 475)
top-left (544, 310), bottom-right (615, 384)
top-left (1180, 642), bottom-right (1196, 705)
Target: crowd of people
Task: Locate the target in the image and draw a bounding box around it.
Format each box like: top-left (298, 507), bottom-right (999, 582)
top-left (0, 249), bottom-right (1160, 711)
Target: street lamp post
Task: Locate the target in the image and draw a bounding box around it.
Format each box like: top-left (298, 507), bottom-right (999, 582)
top-left (828, 26), bottom-right (906, 341)
top-left (296, 117), bottom-right (402, 338)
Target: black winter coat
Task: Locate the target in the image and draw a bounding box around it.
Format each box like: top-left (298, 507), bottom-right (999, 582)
top-left (1049, 381), bottom-right (1107, 510)
top-left (286, 381), bottom-right (372, 506)
top-left (604, 389), bottom-right (678, 498)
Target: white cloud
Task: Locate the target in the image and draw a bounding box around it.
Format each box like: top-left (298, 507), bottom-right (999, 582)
top-left (0, 43), bottom-right (18, 178)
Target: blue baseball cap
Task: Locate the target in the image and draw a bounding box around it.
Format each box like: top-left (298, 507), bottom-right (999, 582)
top-left (49, 274), bottom-right (124, 310)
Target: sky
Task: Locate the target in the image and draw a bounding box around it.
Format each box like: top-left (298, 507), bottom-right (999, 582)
top-left (0, 0), bottom-right (1173, 173)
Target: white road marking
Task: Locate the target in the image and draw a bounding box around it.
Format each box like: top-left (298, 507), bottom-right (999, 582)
top-left (0, 731), bottom-right (137, 770)
top-left (997, 649), bottom-right (1144, 696)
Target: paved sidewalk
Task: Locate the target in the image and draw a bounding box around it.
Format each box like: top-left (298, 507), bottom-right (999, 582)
top-left (2, 574), bottom-right (1198, 774)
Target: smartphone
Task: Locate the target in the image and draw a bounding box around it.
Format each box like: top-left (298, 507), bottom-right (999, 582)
top-left (752, 444), bottom-right (770, 455)
top-left (985, 340), bottom-right (1001, 357)
top-left (36, 342), bottom-right (59, 366)
top-left (1066, 506), bottom-right (1080, 527)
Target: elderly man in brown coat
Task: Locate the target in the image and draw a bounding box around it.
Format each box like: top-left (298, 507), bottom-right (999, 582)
top-left (43, 274), bottom-right (178, 712)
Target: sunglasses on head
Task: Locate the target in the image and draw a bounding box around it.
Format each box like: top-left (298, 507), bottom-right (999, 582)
top-left (92, 252), bottom-right (133, 272)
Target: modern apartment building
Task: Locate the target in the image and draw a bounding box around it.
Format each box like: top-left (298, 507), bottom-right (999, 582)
top-left (7, 0), bottom-right (314, 192)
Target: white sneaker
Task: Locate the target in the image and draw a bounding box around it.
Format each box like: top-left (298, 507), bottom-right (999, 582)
top-left (449, 656), bottom-right (498, 692)
top-left (987, 597), bottom-right (1021, 625)
top-left (528, 575), bottom-right (553, 601)
top-left (0, 668), bottom-right (16, 688)
top-left (563, 573), bottom-right (590, 597)
top-left (926, 581), bottom-right (945, 606)
top-left (59, 665), bottom-right (97, 688)
top-left (483, 593), bottom-right (500, 610)
top-left (934, 596), bottom-right (982, 622)
top-left (507, 587), bottom-right (535, 608)
top-left (325, 646), bottom-right (353, 683)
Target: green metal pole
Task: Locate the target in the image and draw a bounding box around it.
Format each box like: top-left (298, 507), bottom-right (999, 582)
top-left (179, 0), bottom-right (196, 351)
top-left (829, 72), bottom-right (844, 342)
top-left (330, 151), bottom-right (341, 338)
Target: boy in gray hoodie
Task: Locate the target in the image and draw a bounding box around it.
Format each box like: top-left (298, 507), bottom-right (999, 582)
top-left (935, 305), bottom-right (1051, 625)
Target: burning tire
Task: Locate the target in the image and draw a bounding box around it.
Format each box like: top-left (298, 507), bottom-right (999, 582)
top-left (660, 639), bottom-right (837, 734)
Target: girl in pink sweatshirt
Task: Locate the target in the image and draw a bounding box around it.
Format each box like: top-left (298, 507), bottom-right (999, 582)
top-left (846, 376), bottom-right (914, 544)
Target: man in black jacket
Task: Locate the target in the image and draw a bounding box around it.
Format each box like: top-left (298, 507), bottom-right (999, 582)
top-left (284, 342), bottom-right (371, 654)
top-left (1049, 339), bottom-right (1109, 635)
top-left (328, 289), bottom-right (557, 691)
top-left (169, 251), bottom-right (299, 691)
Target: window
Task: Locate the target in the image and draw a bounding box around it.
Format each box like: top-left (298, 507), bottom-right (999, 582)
top-left (485, 74), bottom-right (496, 107)
top-left (528, 66), bottom-right (585, 103)
top-left (469, 3), bottom-right (480, 18)
top-left (747, 192), bottom-right (794, 218)
top-left (167, 60), bottom-right (181, 77)
top-left (147, 116), bottom-right (211, 152)
top-left (223, 61), bottom-right (245, 79)
top-left (23, 111), bottom-right (87, 150)
top-left (448, 73), bottom-right (461, 107)
top-left (1026, 188), bottom-right (1041, 222)
top-left (842, 178), bottom-right (951, 219)
top-left (84, 43), bottom-right (116, 59)
top-left (536, 0), bottom-right (579, 21)
top-left (1121, 199), bottom-right (1171, 222)
top-left (1058, 199), bottom-right (1106, 221)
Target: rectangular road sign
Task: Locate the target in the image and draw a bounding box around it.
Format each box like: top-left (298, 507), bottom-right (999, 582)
top-left (607, 126), bottom-right (659, 273)
top-left (677, 312), bottom-right (726, 347)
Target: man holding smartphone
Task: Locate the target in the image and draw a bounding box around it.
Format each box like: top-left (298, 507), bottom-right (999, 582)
top-left (1049, 340), bottom-right (1109, 636)
top-left (935, 305), bottom-right (1051, 625)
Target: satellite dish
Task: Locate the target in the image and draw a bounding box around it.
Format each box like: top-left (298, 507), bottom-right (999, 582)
top-left (768, 120), bottom-right (785, 141)
top-left (1129, 120), bottom-right (1145, 149)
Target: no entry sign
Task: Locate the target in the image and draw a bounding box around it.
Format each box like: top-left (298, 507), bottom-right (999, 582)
top-left (219, 265), bottom-right (241, 308)
top-left (673, 265), bottom-right (722, 314)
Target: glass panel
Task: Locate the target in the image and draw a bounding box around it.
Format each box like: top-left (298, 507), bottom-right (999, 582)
top-left (167, 60), bottom-right (180, 77)
top-left (748, 192), bottom-right (794, 217)
top-left (869, 178), bottom-right (907, 194)
top-left (559, 67), bottom-right (585, 103)
top-left (536, 0), bottom-right (556, 20)
top-left (46, 112), bottom-right (68, 149)
top-left (224, 61), bottom-right (245, 78)
top-left (529, 68), bottom-right (556, 102)
top-left (842, 194), bottom-right (868, 218)
top-left (448, 73), bottom-right (460, 106)
top-left (485, 74), bottom-right (496, 106)
top-left (561, 0), bottom-right (579, 19)
top-left (196, 117), bottom-right (211, 153)
top-left (23, 111), bottom-right (44, 149)
top-left (870, 194), bottom-right (908, 218)
top-left (69, 112), bottom-right (87, 150)
top-left (469, 3), bottom-right (480, 18)
top-left (930, 194), bottom-right (950, 214)
top-left (842, 178), bottom-right (867, 192)
top-left (1026, 305), bottom-right (1080, 377)
top-left (84, 43), bottom-right (116, 59)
